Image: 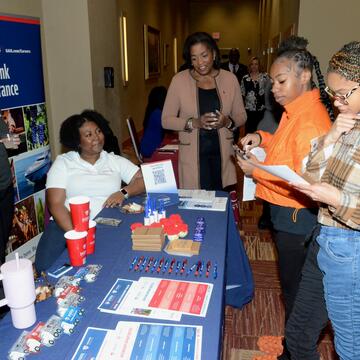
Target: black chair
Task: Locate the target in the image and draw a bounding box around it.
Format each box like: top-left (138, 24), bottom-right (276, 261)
top-left (126, 116), bottom-right (143, 164)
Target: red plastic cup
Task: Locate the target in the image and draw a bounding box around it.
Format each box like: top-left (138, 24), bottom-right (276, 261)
top-left (86, 220), bottom-right (96, 255)
top-left (69, 196), bottom-right (90, 232)
top-left (64, 230), bottom-right (87, 266)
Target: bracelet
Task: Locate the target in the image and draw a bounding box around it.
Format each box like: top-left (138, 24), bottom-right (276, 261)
top-left (255, 131), bottom-right (262, 145)
top-left (226, 117), bottom-right (235, 131)
top-left (184, 117), bottom-right (194, 132)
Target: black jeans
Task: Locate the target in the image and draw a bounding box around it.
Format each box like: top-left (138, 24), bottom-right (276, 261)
top-left (283, 238), bottom-right (328, 360)
top-left (0, 184), bottom-right (14, 264)
top-left (274, 230), bottom-right (308, 323)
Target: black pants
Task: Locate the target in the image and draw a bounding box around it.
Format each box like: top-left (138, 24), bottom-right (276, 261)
top-left (274, 231), bottom-right (308, 323)
top-left (0, 184), bottom-right (14, 264)
top-left (283, 239), bottom-right (328, 360)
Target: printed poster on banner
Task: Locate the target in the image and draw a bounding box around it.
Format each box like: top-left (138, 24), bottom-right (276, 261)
top-left (0, 14), bottom-right (50, 261)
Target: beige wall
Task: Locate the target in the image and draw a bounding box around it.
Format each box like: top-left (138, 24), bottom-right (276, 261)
top-left (188, 0), bottom-right (260, 65)
top-left (109, 0), bottom-right (189, 143)
top-left (298, 0), bottom-right (360, 76)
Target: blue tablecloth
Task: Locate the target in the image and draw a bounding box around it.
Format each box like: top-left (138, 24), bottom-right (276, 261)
top-left (0, 193), bottom-right (253, 359)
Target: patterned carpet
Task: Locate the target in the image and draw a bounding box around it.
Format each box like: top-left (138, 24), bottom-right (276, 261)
top-left (222, 199), bottom-right (338, 360)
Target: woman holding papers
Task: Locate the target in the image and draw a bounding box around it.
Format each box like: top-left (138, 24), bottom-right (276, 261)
top-left (162, 32), bottom-right (246, 191)
top-left (237, 36), bottom-right (332, 359)
top-left (35, 110), bottom-right (145, 272)
top-left (284, 42), bottom-right (360, 360)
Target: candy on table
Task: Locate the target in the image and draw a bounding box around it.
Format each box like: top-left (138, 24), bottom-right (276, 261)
top-left (130, 222), bottom-right (144, 232)
top-left (169, 214), bottom-right (183, 223)
top-left (177, 223), bottom-right (188, 237)
top-left (166, 225), bottom-right (180, 241)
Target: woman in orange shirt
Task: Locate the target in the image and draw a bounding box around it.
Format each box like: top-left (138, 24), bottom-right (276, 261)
top-left (237, 37), bottom-right (332, 358)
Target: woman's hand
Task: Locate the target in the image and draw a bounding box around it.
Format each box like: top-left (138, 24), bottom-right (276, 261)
top-left (324, 113), bottom-right (360, 146)
top-left (103, 191), bottom-right (125, 208)
top-left (193, 112), bottom-right (219, 130)
top-left (240, 133), bottom-right (261, 152)
top-left (290, 182), bottom-right (341, 208)
top-left (211, 110), bottom-right (230, 129)
top-left (236, 152), bottom-right (258, 176)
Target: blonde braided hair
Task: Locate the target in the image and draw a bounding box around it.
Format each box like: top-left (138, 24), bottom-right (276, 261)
top-left (328, 41), bottom-right (360, 83)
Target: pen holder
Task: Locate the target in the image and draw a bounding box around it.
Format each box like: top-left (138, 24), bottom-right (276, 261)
top-left (0, 257), bottom-right (36, 329)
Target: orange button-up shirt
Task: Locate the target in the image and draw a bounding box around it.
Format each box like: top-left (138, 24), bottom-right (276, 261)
top-left (253, 89), bottom-right (332, 209)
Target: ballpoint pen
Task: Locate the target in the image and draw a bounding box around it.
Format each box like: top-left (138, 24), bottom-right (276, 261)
top-left (187, 263), bottom-right (197, 276)
top-left (175, 261), bottom-right (181, 275)
top-left (168, 258), bottom-right (176, 274)
top-left (162, 259), bottom-right (170, 273)
top-left (180, 259), bottom-right (188, 275)
top-left (134, 256), bottom-right (144, 272)
top-left (139, 257), bottom-right (148, 272)
top-left (213, 262), bottom-right (218, 279)
top-left (199, 261), bottom-right (204, 277)
top-left (145, 257), bottom-right (154, 273)
top-left (206, 261), bottom-right (211, 278)
top-left (194, 261), bottom-right (201, 277)
top-left (151, 259), bottom-right (158, 273)
top-left (129, 256), bottom-right (138, 271)
top-left (157, 257), bottom-right (165, 273)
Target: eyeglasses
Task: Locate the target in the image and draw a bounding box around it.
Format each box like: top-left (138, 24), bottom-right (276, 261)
top-left (325, 84), bottom-right (360, 105)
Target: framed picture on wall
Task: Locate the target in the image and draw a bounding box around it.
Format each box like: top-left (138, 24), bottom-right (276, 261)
top-left (144, 24), bottom-right (160, 79)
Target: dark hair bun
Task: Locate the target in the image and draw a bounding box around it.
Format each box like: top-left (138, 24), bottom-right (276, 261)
top-left (277, 35), bottom-right (309, 56)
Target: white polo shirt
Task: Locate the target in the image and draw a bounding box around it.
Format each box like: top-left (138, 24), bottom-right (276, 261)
top-left (46, 151), bottom-right (139, 219)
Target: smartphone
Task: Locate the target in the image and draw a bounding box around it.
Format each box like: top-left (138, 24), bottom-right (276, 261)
top-left (233, 144), bottom-right (248, 160)
top-left (48, 263), bottom-right (73, 278)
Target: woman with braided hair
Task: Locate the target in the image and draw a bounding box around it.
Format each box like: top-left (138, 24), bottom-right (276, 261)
top-left (236, 35), bottom-right (332, 358)
top-left (287, 41), bottom-right (360, 360)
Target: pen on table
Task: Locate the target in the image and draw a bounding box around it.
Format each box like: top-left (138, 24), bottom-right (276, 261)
top-left (213, 262), bottom-right (218, 279)
top-left (139, 257), bottom-right (148, 272)
top-left (151, 258), bottom-right (158, 273)
top-left (194, 261), bottom-right (201, 277)
top-left (168, 258), bottom-right (176, 274)
top-left (157, 257), bottom-right (165, 273)
top-left (145, 257), bottom-right (154, 273)
top-left (134, 256), bottom-right (144, 272)
top-left (199, 261), bottom-right (204, 277)
top-left (187, 263), bottom-right (197, 276)
top-left (180, 259), bottom-right (188, 275)
top-left (162, 259), bottom-right (170, 273)
top-left (175, 261), bottom-right (181, 275)
top-left (129, 256), bottom-right (138, 271)
top-left (206, 261), bottom-right (211, 278)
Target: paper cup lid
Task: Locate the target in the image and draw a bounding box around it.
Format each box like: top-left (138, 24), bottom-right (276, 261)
top-left (64, 230), bottom-right (88, 240)
top-left (69, 196), bottom-right (90, 205)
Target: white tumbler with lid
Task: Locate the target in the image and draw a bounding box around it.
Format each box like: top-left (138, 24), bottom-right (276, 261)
top-left (0, 255), bottom-right (36, 329)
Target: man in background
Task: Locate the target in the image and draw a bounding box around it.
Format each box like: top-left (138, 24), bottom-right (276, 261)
top-left (221, 48), bottom-right (248, 84)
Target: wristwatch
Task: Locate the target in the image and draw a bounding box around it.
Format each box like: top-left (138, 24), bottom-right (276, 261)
top-left (120, 188), bottom-right (129, 200)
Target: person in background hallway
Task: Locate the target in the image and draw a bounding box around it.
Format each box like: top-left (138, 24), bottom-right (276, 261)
top-left (286, 41), bottom-right (360, 360)
top-left (241, 57), bottom-right (269, 134)
top-left (221, 48), bottom-right (248, 143)
top-left (236, 36), bottom-right (332, 359)
top-left (35, 110), bottom-right (145, 272)
top-left (162, 31), bottom-right (246, 191)
top-left (221, 48), bottom-right (248, 84)
top-left (140, 86), bottom-right (167, 158)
